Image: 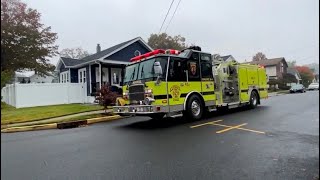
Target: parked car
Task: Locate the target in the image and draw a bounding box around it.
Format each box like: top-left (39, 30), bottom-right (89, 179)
top-left (307, 83), bottom-right (319, 90)
top-left (289, 84), bottom-right (306, 93)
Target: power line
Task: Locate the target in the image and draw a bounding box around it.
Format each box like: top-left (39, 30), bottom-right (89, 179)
top-left (158, 0), bottom-right (175, 34)
top-left (164, 0), bottom-right (182, 33)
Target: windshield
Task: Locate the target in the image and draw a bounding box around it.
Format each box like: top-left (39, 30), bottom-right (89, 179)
top-left (123, 57), bottom-right (168, 84)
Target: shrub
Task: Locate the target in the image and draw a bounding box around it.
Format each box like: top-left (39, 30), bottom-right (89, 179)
top-left (94, 85), bottom-right (119, 112)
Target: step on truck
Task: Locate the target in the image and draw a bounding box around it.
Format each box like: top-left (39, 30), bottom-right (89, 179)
top-left (113, 46), bottom-right (268, 120)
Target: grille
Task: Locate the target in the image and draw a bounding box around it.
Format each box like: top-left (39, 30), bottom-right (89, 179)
top-left (128, 84), bottom-right (145, 104)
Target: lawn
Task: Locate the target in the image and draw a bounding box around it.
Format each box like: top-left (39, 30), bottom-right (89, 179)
top-left (1, 103), bottom-right (104, 125)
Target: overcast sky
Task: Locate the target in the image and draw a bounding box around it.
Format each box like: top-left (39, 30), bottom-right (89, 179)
top-left (23, 0), bottom-right (319, 66)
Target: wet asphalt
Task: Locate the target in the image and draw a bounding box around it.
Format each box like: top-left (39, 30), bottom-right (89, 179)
top-left (1, 91), bottom-right (319, 180)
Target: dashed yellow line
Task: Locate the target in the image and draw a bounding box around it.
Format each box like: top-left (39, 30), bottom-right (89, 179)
top-left (216, 123), bottom-right (247, 134)
top-left (190, 120), bottom-right (223, 128)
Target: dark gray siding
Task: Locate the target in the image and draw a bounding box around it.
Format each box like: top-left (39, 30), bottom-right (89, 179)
top-left (107, 41), bottom-right (151, 62)
top-left (59, 63), bottom-right (69, 72)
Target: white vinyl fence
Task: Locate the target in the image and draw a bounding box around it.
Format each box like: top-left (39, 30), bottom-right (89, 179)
top-left (1, 83), bottom-right (89, 108)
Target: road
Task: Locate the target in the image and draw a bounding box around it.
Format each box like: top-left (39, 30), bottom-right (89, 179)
top-left (2, 91), bottom-right (319, 180)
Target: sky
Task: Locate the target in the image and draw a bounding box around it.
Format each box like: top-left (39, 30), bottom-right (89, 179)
top-left (23, 0), bottom-right (319, 66)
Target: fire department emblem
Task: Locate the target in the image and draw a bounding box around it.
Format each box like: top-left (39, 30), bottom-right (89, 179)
top-left (170, 85), bottom-right (181, 101)
top-left (190, 62), bottom-right (197, 76)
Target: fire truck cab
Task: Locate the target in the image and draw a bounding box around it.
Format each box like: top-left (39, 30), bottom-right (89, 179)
top-left (113, 47), bottom-right (268, 120)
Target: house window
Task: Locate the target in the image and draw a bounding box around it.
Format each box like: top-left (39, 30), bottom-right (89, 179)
top-left (60, 71), bottom-right (69, 83)
top-left (78, 68), bottom-right (86, 84)
top-left (111, 68), bottom-right (122, 85)
top-left (280, 63), bottom-right (284, 73)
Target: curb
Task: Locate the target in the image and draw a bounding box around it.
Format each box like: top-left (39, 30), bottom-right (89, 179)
top-left (1, 123), bottom-right (57, 133)
top-left (1, 115), bottom-right (122, 133)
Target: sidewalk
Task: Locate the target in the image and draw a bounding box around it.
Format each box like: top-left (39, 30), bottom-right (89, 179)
top-left (3, 109), bottom-right (112, 129)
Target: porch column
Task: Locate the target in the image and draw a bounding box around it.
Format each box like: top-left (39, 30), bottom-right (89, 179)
top-left (99, 63), bottom-right (102, 89)
top-left (89, 64), bottom-right (92, 94)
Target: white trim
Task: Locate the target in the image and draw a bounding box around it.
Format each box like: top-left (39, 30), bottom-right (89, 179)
top-left (55, 58), bottom-right (67, 71)
top-left (99, 63), bottom-right (102, 89)
top-left (100, 59), bottom-right (130, 65)
top-left (64, 59), bottom-right (129, 69)
top-left (60, 71), bottom-right (69, 83)
top-left (68, 68), bottom-right (71, 83)
top-left (89, 65), bottom-right (92, 93)
top-left (78, 68), bottom-right (86, 83)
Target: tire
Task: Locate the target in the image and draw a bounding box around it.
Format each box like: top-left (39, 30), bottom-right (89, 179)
top-left (249, 91), bottom-right (259, 109)
top-left (183, 94), bottom-right (204, 121)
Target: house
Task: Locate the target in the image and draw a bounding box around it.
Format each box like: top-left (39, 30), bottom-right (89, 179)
top-left (220, 55), bottom-right (236, 62)
top-left (12, 71), bottom-right (54, 83)
top-left (55, 37), bottom-right (153, 100)
top-left (250, 57), bottom-right (288, 80)
top-left (312, 74), bottom-right (319, 83)
top-left (287, 67), bottom-right (302, 84)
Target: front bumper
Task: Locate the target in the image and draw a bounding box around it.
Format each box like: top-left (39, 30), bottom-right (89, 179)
top-left (113, 105), bottom-right (168, 115)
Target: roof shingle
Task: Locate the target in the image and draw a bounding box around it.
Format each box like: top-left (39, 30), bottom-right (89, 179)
top-left (60, 57), bottom-right (81, 66)
top-left (249, 57), bottom-right (287, 67)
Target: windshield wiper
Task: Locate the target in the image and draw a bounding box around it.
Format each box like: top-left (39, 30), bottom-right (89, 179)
top-left (128, 68), bottom-right (136, 86)
top-left (140, 65), bottom-right (144, 78)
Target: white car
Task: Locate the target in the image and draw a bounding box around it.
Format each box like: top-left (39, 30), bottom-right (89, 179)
top-left (307, 83), bottom-right (319, 90)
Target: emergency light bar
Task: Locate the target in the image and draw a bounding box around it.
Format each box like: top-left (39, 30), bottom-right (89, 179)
top-left (130, 49), bottom-right (181, 62)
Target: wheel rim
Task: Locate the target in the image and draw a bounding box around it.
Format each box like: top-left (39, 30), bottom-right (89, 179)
top-left (252, 94), bottom-right (257, 106)
top-left (191, 100), bottom-right (201, 116)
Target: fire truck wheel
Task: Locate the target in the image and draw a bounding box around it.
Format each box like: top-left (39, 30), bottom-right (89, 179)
top-left (249, 91), bottom-right (258, 109)
top-left (184, 95), bottom-right (204, 120)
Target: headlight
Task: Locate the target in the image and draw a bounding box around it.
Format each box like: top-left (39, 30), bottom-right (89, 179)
top-left (145, 89), bottom-right (153, 94)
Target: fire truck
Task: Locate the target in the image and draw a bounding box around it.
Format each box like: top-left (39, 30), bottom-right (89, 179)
top-left (113, 46), bottom-right (268, 120)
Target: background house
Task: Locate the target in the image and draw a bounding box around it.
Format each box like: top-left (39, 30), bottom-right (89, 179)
top-left (220, 55), bottom-right (236, 62)
top-left (287, 67), bottom-right (302, 85)
top-left (12, 71), bottom-right (54, 84)
top-left (55, 37), bottom-right (153, 100)
top-left (250, 57), bottom-right (288, 80)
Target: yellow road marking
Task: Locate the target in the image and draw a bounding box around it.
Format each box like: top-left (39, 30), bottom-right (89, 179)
top-left (212, 123), bottom-right (265, 134)
top-left (190, 120), bottom-right (265, 134)
top-left (190, 120), bottom-right (223, 128)
top-left (216, 123), bottom-right (247, 134)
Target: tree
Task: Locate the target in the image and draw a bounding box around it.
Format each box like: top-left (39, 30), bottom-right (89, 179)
top-left (295, 66), bottom-right (315, 87)
top-left (147, 33), bottom-right (187, 50)
top-left (94, 85), bottom-right (119, 112)
top-left (252, 52), bottom-right (267, 61)
top-left (1, 0), bottom-right (58, 87)
top-left (59, 47), bottom-right (90, 59)
top-left (287, 60), bottom-right (296, 67)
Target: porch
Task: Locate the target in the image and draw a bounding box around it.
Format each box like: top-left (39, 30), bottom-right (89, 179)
top-left (89, 63), bottom-right (126, 96)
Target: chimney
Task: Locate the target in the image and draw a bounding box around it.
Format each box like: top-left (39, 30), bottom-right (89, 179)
top-left (96, 44), bottom-right (101, 53)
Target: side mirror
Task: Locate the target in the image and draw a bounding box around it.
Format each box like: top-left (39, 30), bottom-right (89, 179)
top-left (153, 61), bottom-right (163, 75)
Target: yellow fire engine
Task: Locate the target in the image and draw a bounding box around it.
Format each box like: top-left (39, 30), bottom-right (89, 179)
top-left (113, 46), bottom-right (268, 120)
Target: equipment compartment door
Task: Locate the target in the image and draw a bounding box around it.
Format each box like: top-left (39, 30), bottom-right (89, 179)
top-left (238, 67), bottom-right (249, 101)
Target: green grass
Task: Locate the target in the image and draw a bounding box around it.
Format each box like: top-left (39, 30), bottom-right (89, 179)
top-left (1, 103), bottom-right (104, 125)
